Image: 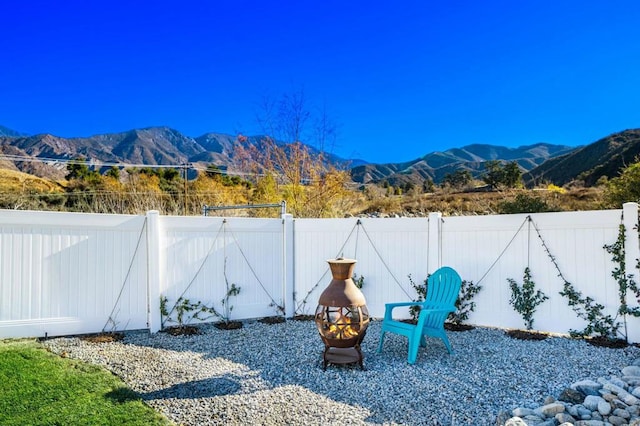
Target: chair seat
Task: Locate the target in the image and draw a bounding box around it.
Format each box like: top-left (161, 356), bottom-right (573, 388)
top-left (380, 319), bottom-right (415, 334)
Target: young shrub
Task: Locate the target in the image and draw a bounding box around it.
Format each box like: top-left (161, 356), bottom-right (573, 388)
top-left (352, 274), bottom-right (365, 289)
top-left (409, 274), bottom-right (482, 326)
top-left (159, 275), bottom-right (242, 333)
top-left (507, 267), bottom-right (549, 330)
top-left (220, 283), bottom-right (241, 325)
top-left (407, 273), bottom-right (428, 323)
top-left (159, 296), bottom-right (217, 333)
top-left (448, 280), bottom-right (483, 325)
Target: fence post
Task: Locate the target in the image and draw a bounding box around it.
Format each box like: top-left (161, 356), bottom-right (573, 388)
top-left (146, 210), bottom-right (163, 333)
top-left (427, 212), bottom-right (442, 273)
top-left (623, 202), bottom-right (640, 343)
top-left (282, 213), bottom-right (295, 318)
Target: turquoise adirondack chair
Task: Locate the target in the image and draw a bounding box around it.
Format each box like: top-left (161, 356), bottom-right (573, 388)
top-left (377, 266), bottom-right (462, 364)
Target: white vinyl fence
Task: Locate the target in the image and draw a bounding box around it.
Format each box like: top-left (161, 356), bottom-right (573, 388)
top-left (0, 210), bottom-right (149, 338)
top-left (1, 203), bottom-right (639, 341)
top-left (157, 215), bottom-right (289, 329)
top-left (440, 206), bottom-right (640, 340)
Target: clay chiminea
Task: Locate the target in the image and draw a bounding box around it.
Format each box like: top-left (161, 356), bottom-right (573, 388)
top-left (314, 258), bottom-right (369, 370)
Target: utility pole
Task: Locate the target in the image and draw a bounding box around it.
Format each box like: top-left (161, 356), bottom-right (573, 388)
top-left (183, 163), bottom-right (188, 215)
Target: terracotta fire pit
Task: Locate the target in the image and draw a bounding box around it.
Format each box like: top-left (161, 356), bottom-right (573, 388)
top-left (314, 258), bottom-right (369, 370)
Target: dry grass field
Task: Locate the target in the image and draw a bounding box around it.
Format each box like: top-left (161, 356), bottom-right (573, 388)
top-left (0, 168), bottom-right (64, 193)
top-left (0, 165), bottom-right (609, 217)
top-left (362, 186), bottom-right (605, 217)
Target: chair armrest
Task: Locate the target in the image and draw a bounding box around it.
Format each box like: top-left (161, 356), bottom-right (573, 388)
top-left (383, 301), bottom-right (422, 320)
top-left (385, 301), bottom-right (421, 308)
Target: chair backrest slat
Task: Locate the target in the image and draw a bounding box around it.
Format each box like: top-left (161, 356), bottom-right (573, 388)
top-left (425, 266), bottom-right (461, 306)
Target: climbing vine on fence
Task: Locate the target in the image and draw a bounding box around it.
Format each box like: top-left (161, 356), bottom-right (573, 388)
top-left (160, 296), bottom-right (218, 330)
top-left (532, 217), bottom-right (640, 341)
top-left (533, 218), bottom-right (617, 339)
top-left (603, 224), bottom-right (640, 333)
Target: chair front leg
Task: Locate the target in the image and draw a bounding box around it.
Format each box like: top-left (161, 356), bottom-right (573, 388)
top-left (407, 336), bottom-right (420, 364)
top-left (419, 334), bottom-right (427, 348)
top-left (377, 331), bottom-right (386, 353)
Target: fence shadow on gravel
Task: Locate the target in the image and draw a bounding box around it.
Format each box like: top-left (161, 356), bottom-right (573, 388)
top-left (138, 377), bottom-right (242, 400)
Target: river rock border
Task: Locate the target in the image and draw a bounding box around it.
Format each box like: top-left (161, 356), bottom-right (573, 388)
top-left (498, 362), bottom-right (640, 425)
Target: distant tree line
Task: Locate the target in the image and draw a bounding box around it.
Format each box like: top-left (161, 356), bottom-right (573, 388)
top-left (440, 160), bottom-right (522, 191)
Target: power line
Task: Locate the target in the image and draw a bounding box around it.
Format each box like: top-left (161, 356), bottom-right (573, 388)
top-left (0, 154), bottom-right (255, 176)
top-left (0, 154), bottom-right (357, 186)
top-left (0, 190), bottom-right (253, 197)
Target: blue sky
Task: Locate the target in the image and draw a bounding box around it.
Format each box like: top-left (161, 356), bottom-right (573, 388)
top-left (2, 1), bottom-right (640, 163)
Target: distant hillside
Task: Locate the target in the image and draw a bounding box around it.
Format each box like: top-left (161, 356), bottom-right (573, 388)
top-left (0, 125), bottom-right (28, 137)
top-left (191, 133), bottom-right (236, 163)
top-left (0, 127), bottom-right (356, 180)
top-left (0, 168), bottom-right (63, 193)
top-left (0, 127), bottom-right (209, 179)
top-left (523, 129), bottom-right (640, 186)
top-left (351, 143), bottom-right (575, 185)
top-left (2, 125), bottom-right (639, 188)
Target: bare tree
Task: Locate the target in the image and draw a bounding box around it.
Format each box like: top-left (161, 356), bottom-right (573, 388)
top-left (313, 102), bottom-right (339, 154)
top-left (235, 88), bottom-right (355, 217)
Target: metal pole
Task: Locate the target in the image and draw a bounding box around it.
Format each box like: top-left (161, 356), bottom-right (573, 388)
top-left (202, 202), bottom-right (286, 216)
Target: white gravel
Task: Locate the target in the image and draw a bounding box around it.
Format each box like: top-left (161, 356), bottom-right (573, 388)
top-left (42, 320), bottom-right (640, 425)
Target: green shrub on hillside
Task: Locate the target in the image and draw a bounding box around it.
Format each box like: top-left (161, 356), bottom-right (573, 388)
top-left (498, 193), bottom-right (552, 214)
top-left (604, 161), bottom-right (640, 207)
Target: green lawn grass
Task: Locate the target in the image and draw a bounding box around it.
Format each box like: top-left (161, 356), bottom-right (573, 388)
top-left (0, 339), bottom-right (171, 426)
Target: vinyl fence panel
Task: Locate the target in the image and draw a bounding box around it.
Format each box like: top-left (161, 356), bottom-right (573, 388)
top-left (0, 210), bottom-right (148, 338)
top-left (440, 209), bottom-right (626, 336)
top-left (160, 216), bottom-right (286, 327)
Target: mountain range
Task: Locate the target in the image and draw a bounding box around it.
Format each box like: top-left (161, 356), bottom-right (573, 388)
top-left (1, 125), bottom-right (639, 186)
top-left (350, 143), bottom-right (575, 186)
top-left (522, 128), bottom-right (640, 186)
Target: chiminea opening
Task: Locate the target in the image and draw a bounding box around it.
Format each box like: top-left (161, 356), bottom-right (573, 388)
top-left (315, 258), bottom-right (369, 370)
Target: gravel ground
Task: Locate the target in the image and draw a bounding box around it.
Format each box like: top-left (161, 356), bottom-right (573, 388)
top-left (43, 320), bottom-right (640, 426)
